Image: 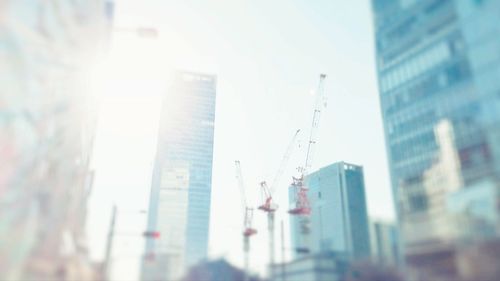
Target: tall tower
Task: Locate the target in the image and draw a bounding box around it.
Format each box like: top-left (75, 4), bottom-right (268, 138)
top-left (372, 0), bottom-right (500, 276)
top-left (142, 71), bottom-right (216, 281)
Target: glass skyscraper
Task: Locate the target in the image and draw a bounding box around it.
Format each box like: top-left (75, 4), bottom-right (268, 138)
top-left (372, 0), bottom-right (500, 276)
top-left (289, 162), bottom-right (371, 260)
top-left (142, 71), bottom-right (216, 281)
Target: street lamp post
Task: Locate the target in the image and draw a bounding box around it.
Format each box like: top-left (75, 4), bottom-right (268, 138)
top-left (98, 25), bottom-right (158, 280)
top-left (102, 205), bottom-right (157, 280)
top-left (103, 205), bottom-right (117, 280)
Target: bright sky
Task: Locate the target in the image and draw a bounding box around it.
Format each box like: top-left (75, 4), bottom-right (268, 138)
top-left (87, 0), bottom-right (394, 280)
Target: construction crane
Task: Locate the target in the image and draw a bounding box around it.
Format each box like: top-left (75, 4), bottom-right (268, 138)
top-left (258, 129), bottom-right (300, 277)
top-left (235, 160), bottom-right (257, 281)
top-left (289, 74), bottom-right (327, 254)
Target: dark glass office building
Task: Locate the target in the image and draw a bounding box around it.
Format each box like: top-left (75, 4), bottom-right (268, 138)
top-left (142, 71), bottom-right (216, 281)
top-left (372, 0), bottom-right (500, 276)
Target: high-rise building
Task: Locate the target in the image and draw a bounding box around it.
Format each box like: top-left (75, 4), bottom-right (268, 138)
top-left (142, 71), bottom-right (216, 281)
top-left (372, 0), bottom-right (500, 277)
top-left (289, 162), bottom-right (371, 260)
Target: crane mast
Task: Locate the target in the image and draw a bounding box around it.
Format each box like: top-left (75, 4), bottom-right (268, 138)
top-left (303, 74), bottom-right (327, 175)
top-left (258, 129), bottom-right (300, 279)
top-left (288, 74), bottom-right (327, 255)
top-left (235, 160), bottom-right (256, 281)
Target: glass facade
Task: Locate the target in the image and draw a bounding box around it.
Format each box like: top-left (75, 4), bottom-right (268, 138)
top-left (289, 162), bottom-right (371, 260)
top-left (372, 0), bottom-right (500, 272)
top-left (142, 71), bottom-right (216, 281)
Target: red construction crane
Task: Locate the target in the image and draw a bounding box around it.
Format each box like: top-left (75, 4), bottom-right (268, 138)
top-left (235, 160), bottom-right (256, 281)
top-left (257, 129), bottom-right (300, 276)
top-left (258, 129), bottom-right (300, 212)
top-left (289, 74), bottom-right (327, 253)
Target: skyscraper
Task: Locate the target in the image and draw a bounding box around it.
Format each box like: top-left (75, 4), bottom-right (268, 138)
top-left (289, 162), bottom-right (371, 260)
top-left (372, 0), bottom-right (500, 276)
top-left (142, 71), bottom-right (216, 281)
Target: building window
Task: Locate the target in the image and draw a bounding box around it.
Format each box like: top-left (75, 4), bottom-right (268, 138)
top-left (409, 194), bottom-right (428, 212)
top-left (381, 41), bottom-right (452, 92)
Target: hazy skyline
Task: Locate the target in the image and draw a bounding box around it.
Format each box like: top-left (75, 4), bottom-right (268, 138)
top-left (87, 0), bottom-right (393, 279)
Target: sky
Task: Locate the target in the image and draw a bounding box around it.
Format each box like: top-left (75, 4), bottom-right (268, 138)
top-left (86, 0), bottom-right (394, 279)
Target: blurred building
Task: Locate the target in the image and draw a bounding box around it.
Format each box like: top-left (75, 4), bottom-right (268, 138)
top-left (271, 251), bottom-right (349, 281)
top-left (141, 253), bottom-right (171, 281)
top-left (0, 0), bottom-right (111, 280)
top-left (369, 220), bottom-right (399, 265)
top-left (447, 179), bottom-right (498, 240)
top-left (289, 162), bottom-right (371, 260)
top-left (372, 0), bottom-right (500, 278)
top-left (182, 258), bottom-right (262, 281)
top-left (142, 71), bottom-right (217, 281)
